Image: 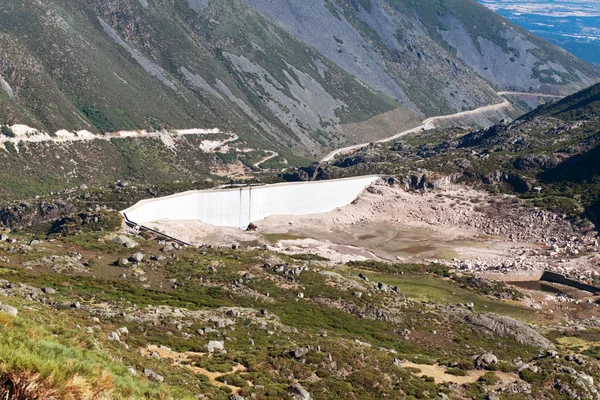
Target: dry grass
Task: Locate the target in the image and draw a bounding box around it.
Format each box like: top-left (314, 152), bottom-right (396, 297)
top-left (0, 369), bottom-right (113, 400)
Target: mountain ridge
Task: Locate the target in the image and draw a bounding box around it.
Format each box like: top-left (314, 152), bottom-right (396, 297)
top-left (0, 0), bottom-right (598, 158)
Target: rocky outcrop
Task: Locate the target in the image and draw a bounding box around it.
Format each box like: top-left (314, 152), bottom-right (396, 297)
top-left (287, 383), bottom-right (311, 400)
top-left (464, 313), bottom-right (555, 350)
top-left (0, 200), bottom-right (75, 230)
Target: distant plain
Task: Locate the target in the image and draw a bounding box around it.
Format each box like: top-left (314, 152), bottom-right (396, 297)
top-left (479, 0), bottom-right (600, 65)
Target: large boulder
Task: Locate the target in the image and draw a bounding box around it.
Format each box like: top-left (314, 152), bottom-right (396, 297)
top-left (144, 368), bottom-right (164, 383)
top-left (112, 235), bottom-right (138, 249)
top-left (130, 253), bottom-right (145, 263)
top-left (287, 383), bottom-right (311, 400)
top-left (0, 303), bottom-right (17, 317)
top-left (207, 341), bottom-right (224, 353)
top-left (475, 353), bottom-right (498, 369)
top-left (464, 313), bottom-right (555, 350)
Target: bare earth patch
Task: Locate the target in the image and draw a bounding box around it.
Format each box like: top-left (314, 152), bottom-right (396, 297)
top-left (400, 361), bottom-right (520, 385)
top-left (146, 182), bottom-right (599, 278)
top-left (142, 345), bottom-right (249, 393)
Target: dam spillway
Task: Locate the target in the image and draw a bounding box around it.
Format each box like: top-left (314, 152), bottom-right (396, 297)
top-left (121, 175), bottom-right (381, 229)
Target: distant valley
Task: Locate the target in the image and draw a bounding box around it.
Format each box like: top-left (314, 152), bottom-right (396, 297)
top-left (479, 0), bottom-right (600, 66)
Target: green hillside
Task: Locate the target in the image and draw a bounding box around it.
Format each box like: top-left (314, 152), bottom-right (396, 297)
top-left (0, 0), bottom-right (597, 158)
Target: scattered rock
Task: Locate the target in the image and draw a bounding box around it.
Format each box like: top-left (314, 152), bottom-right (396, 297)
top-left (0, 304), bottom-right (18, 317)
top-left (112, 235), bottom-right (138, 249)
top-left (287, 383), bottom-right (311, 400)
top-left (130, 253), bottom-right (144, 263)
top-left (291, 347), bottom-right (309, 359)
top-left (207, 340), bottom-right (224, 353)
top-left (107, 332), bottom-right (120, 341)
top-left (42, 287), bottom-right (55, 295)
top-left (475, 353), bottom-right (498, 369)
top-left (144, 368), bottom-right (164, 383)
top-left (503, 381), bottom-right (532, 394)
top-left (161, 244), bottom-right (174, 252)
top-left (464, 313), bottom-right (555, 350)
top-left (377, 282), bottom-right (388, 292)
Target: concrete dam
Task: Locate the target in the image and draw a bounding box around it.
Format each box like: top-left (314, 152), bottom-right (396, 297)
top-left (122, 175), bottom-right (381, 229)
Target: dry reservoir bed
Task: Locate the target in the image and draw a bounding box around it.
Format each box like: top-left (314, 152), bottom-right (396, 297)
top-left (128, 179), bottom-right (599, 279)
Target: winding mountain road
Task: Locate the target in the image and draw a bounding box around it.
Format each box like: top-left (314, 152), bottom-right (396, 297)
top-left (320, 91), bottom-right (562, 163)
top-left (497, 91), bottom-right (564, 99)
top-left (254, 150), bottom-right (279, 169)
top-left (320, 98), bottom-right (512, 163)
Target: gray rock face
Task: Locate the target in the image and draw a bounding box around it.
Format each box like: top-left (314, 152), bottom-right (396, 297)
top-left (464, 313), bottom-right (555, 350)
top-left (130, 253), bottom-right (144, 263)
top-left (0, 303), bottom-right (18, 317)
top-left (112, 235), bottom-right (138, 249)
top-left (242, 0), bottom-right (415, 107)
top-left (186, 0), bottom-right (209, 12)
top-left (287, 383), bottom-right (311, 400)
top-left (207, 340), bottom-right (225, 353)
top-left (504, 382), bottom-right (532, 394)
top-left (475, 353), bottom-right (498, 369)
top-left (291, 347), bottom-right (309, 359)
top-left (161, 244), bottom-right (174, 252)
top-left (144, 368), bottom-right (164, 383)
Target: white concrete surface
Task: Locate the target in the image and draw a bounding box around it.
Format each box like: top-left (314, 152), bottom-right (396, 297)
top-left (122, 175), bottom-right (381, 229)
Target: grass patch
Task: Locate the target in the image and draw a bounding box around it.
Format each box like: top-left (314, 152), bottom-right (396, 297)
top-left (262, 233), bottom-right (307, 244)
top-left (372, 274), bottom-right (543, 322)
top-left (0, 302), bottom-right (185, 399)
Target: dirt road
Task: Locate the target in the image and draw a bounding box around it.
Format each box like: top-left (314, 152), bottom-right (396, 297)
top-left (320, 98), bottom-right (513, 162)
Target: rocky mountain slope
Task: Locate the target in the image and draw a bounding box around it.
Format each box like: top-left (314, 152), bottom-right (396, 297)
top-left (309, 82), bottom-right (600, 227)
top-left (1, 218), bottom-right (600, 399)
top-left (0, 0), bottom-right (598, 158)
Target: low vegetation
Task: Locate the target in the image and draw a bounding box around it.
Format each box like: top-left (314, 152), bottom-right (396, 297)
top-left (0, 224), bottom-right (597, 399)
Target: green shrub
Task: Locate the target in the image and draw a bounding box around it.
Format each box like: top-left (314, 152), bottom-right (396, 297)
top-left (457, 359), bottom-right (474, 370)
top-left (216, 374), bottom-right (248, 388)
top-left (1, 125), bottom-right (15, 137)
top-left (519, 368), bottom-right (546, 383)
top-left (478, 372), bottom-right (500, 385)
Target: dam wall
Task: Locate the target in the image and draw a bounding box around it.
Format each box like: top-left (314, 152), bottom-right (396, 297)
top-left (122, 175), bottom-right (381, 229)
top-left (477, 270), bottom-right (545, 282)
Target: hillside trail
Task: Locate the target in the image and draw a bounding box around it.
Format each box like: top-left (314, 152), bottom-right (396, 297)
top-left (497, 91), bottom-right (564, 98)
top-left (254, 150), bottom-right (279, 169)
top-left (319, 91), bottom-right (560, 163)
